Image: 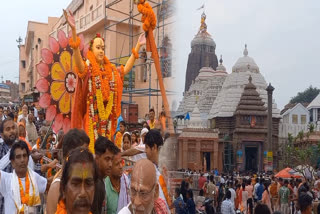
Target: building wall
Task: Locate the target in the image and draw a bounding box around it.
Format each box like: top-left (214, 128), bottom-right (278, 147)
top-left (19, 45), bottom-right (27, 95)
top-left (279, 105), bottom-right (310, 138)
top-left (46, 0), bottom-right (175, 121)
top-left (20, 21), bottom-right (50, 101)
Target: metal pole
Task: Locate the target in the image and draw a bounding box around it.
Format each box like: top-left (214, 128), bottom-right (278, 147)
top-left (129, 0), bottom-right (133, 103)
top-left (149, 62), bottom-right (151, 110)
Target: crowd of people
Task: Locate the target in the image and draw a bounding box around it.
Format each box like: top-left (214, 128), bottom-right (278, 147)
top-left (0, 104), bottom-right (173, 214)
top-left (1, 104), bottom-right (320, 214)
top-left (171, 171), bottom-right (320, 214)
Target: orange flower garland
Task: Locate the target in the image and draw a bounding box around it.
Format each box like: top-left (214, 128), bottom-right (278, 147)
top-left (132, 48), bottom-right (139, 59)
top-left (159, 174), bottom-right (172, 207)
top-left (69, 36), bottom-right (81, 49)
top-left (55, 200), bottom-right (92, 214)
top-left (115, 132), bottom-right (123, 149)
top-left (73, 62), bottom-right (88, 79)
top-left (137, 1), bottom-right (156, 32)
top-left (18, 173), bottom-right (30, 205)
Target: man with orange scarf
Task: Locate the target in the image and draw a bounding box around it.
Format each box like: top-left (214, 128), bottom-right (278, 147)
top-left (63, 10), bottom-right (146, 152)
top-left (0, 141), bottom-right (47, 214)
top-left (55, 148), bottom-right (96, 214)
top-left (144, 130), bottom-right (171, 212)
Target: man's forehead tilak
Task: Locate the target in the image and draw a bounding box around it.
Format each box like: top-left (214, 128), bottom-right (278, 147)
top-left (70, 163), bottom-right (93, 179)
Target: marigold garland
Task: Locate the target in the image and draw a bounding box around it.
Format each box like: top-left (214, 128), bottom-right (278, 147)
top-left (115, 132), bottom-right (123, 149)
top-left (137, 2), bottom-right (156, 32)
top-left (159, 174), bottom-right (172, 207)
top-left (73, 62), bottom-right (88, 79)
top-left (69, 36), bottom-right (81, 49)
top-left (87, 50), bottom-right (113, 101)
top-left (73, 43), bottom-right (124, 147)
top-left (132, 48), bottom-right (139, 59)
top-left (18, 173), bottom-right (30, 205)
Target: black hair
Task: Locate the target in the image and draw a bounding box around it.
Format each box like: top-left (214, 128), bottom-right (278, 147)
top-left (123, 133), bottom-right (131, 142)
top-left (264, 181), bottom-right (270, 193)
top-left (225, 190), bottom-right (231, 199)
top-left (7, 112), bottom-right (14, 119)
top-left (175, 187), bottom-right (180, 195)
top-left (209, 175), bottom-right (214, 182)
top-left (199, 189), bottom-right (204, 196)
top-left (62, 128), bottom-right (90, 158)
top-left (9, 140), bottom-right (30, 160)
top-left (59, 148), bottom-right (98, 201)
top-left (95, 135), bottom-right (120, 156)
top-left (0, 106), bottom-right (3, 110)
top-left (254, 204), bottom-right (271, 214)
top-left (149, 108), bottom-right (155, 113)
top-left (247, 178), bottom-right (251, 185)
top-left (298, 193), bottom-right (313, 212)
top-left (119, 121), bottom-right (126, 127)
top-left (0, 117), bottom-right (14, 133)
top-left (284, 179), bottom-right (289, 185)
top-left (242, 182), bottom-right (246, 190)
top-left (144, 129), bottom-right (163, 149)
top-left (187, 189), bottom-right (193, 199)
top-left (142, 121), bottom-right (151, 131)
top-left (131, 131), bottom-right (139, 143)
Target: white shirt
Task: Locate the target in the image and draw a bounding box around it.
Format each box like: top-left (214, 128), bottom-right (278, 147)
top-left (17, 114), bottom-right (27, 123)
top-left (229, 187), bottom-right (236, 208)
top-left (0, 170), bottom-right (47, 214)
top-left (118, 202), bottom-right (131, 214)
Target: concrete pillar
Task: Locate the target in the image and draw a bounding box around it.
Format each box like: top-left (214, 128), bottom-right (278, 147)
top-left (213, 140), bottom-right (219, 170)
top-left (182, 140), bottom-right (188, 169)
top-left (266, 83), bottom-right (274, 172)
top-left (196, 140), bottom-right (201, 171)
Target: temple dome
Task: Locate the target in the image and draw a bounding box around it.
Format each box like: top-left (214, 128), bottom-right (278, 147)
top-left (196, 67), bottom-right (216, 79)
top-left (191, 32), bottom-right (216, 48)
top-left (215, 55), bottom-right (227, 74)
top-left (191, 12), bottom-right (216, 48)
top-left (232, 45), bottom-right (259, 73)
top-left (208, 46), bottom-right (281, 119)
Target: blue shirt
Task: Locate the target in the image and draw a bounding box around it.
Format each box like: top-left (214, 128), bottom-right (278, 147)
top-left (256, 184), bottom-right (264, 201)
top-left (186, 198), bottom-right (196, 214)
top-left (174, 196), bottom-right (187, 214)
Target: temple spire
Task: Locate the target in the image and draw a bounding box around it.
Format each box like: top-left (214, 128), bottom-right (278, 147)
top-left (243, 44), bottom-right (248, 56)
top-left (199, 12), bottom-right (207, 33)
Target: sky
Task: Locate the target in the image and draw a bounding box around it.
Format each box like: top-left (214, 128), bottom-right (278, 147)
top-left (0, 0), bottom-right (69, 83)
top-left (173, 0), bottom-right (320, 109)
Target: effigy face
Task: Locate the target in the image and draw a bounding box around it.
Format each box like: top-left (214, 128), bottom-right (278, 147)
top-left (92, 38), bottom-right (105, 64)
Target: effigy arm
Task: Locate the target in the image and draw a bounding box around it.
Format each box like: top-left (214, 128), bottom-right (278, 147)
top-left (124, 33), bottom-right (146, 75)
top-left (63, 9), bottom-right (85, 74)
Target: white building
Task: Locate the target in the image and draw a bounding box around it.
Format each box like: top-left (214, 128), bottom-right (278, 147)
top-left (177, 58), bottom-right (228, 116)
top-left (307, 93), bottom-right (320, 131)
top-left (208, 45), bottom-right (281, 120)
top-left (279, 103), bottom-right (309, 138)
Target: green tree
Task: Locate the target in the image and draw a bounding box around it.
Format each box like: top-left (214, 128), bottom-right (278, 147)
top-left (285, 133), bottom-right (320, 180)
top-left (289, 85), bottom-right (320, 104)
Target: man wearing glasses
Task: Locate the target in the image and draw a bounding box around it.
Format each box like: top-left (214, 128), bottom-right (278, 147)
top-left (119, 159), bottom-right (168, 214)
